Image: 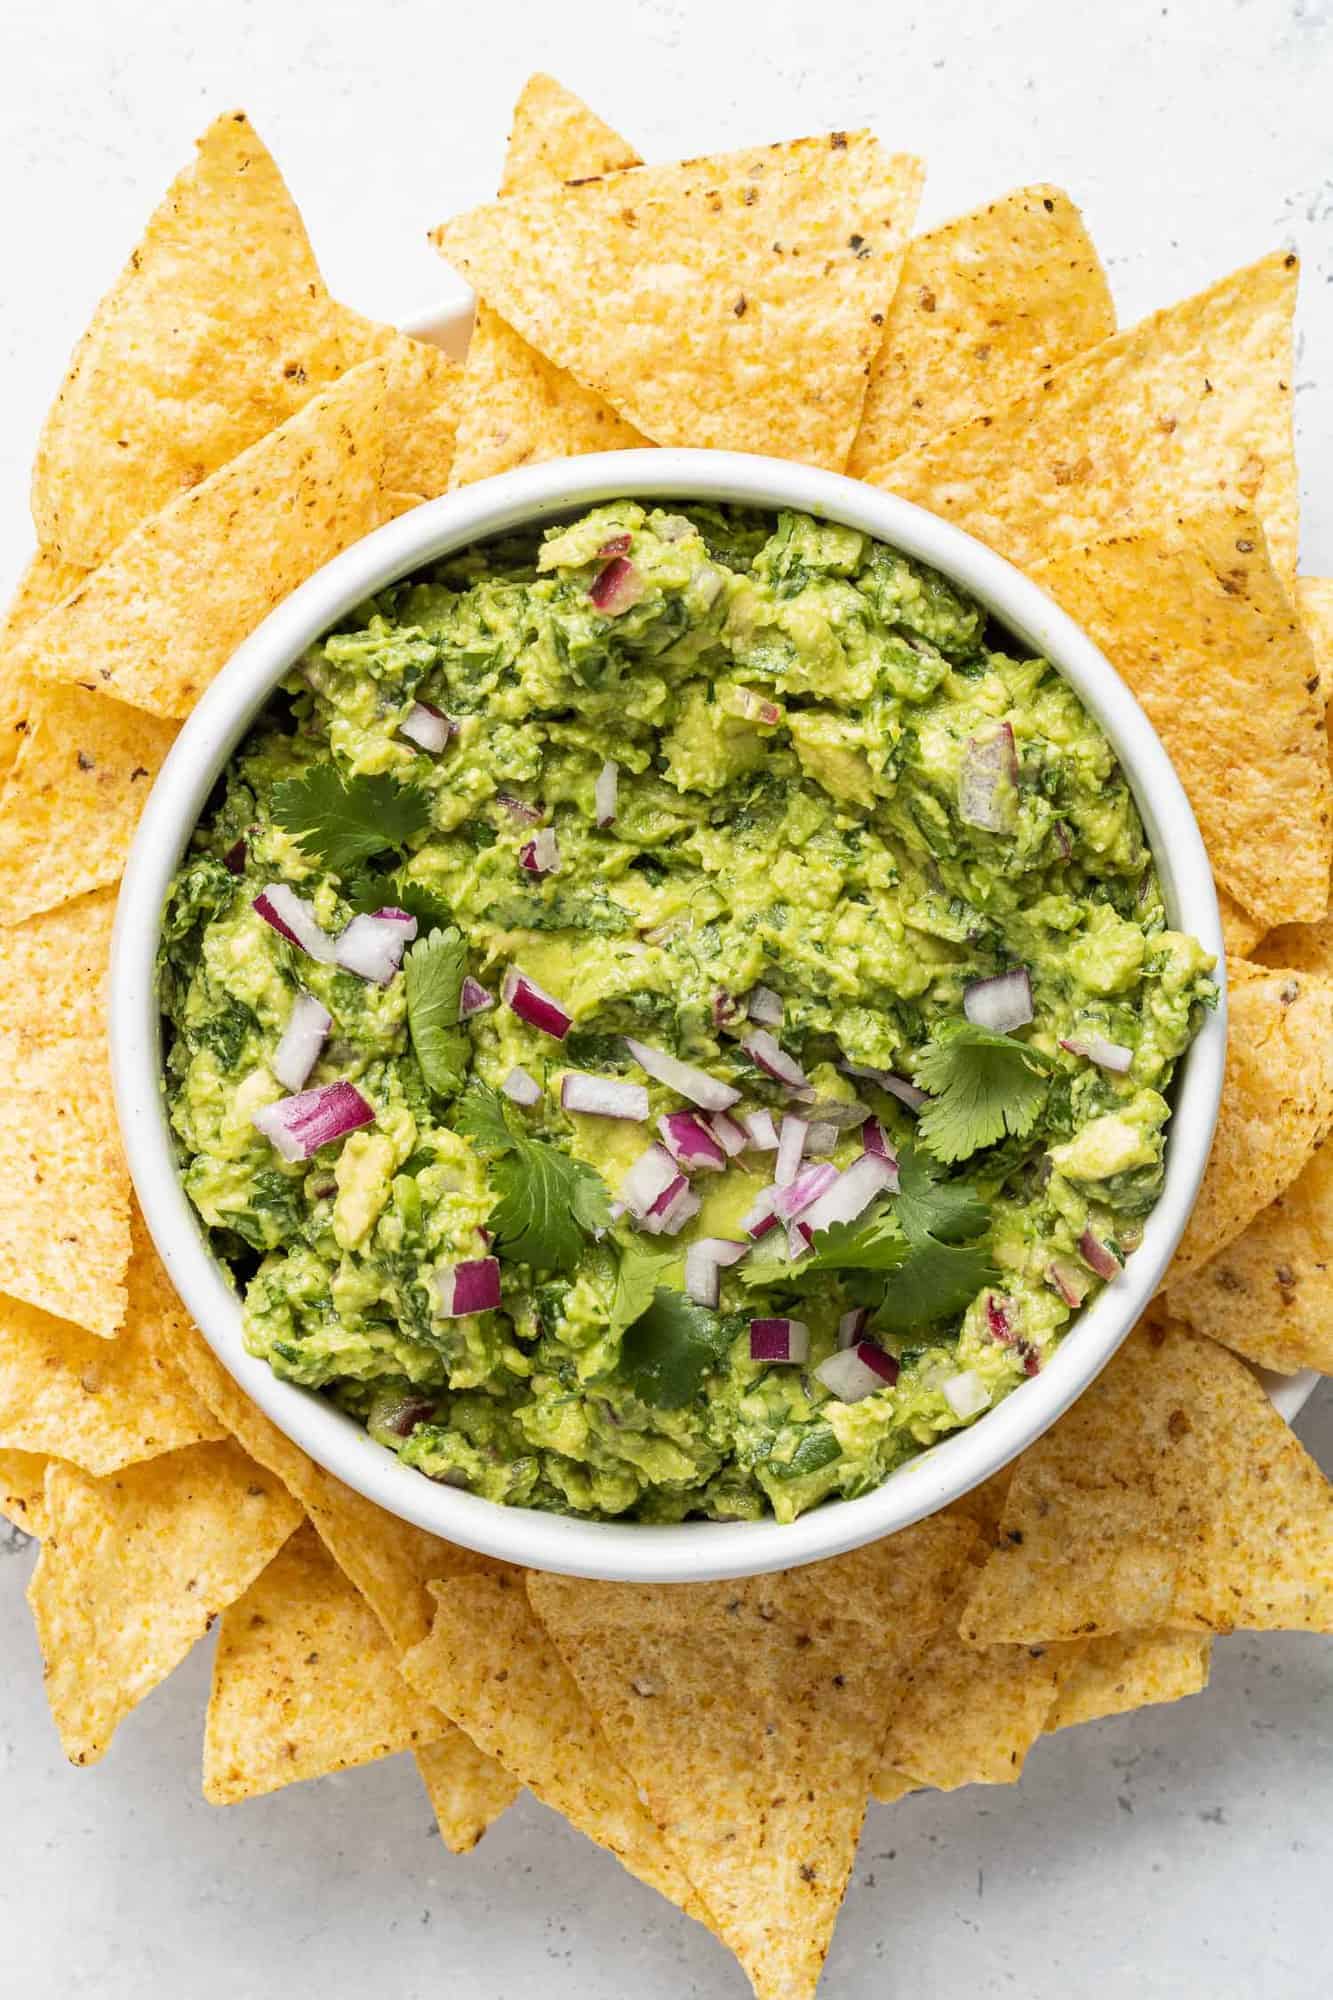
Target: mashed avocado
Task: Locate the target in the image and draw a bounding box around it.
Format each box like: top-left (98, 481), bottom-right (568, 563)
top-left (159, 502), bottom-right (1214, 1524)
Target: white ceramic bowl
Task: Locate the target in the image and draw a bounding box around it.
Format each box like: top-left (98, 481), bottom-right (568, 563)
top-left (113, 414), bottom-right (1238, 1581)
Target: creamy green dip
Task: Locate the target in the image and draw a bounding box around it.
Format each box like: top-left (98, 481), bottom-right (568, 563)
top-left (159, 501), bottom-right (1214, 1524)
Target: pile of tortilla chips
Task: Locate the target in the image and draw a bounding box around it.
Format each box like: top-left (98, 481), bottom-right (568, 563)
top-left (2, 77), bottom-right (1332, 2000)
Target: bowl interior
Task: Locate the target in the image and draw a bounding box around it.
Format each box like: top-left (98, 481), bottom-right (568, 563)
top-left (112, 439), bottom-right (1237, 1582)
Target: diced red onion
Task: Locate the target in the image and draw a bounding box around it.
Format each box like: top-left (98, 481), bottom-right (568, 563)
top-left (711, 989), bottom-right (742, 1033)
top-left (749, 1318), bottom-right (809, 1364)
top-left (642, 1178), bottom-right (700, 1237)
top-left (1019, 1340), bottom-right (1042, 1377)
top-left (964, 968), bottom-right (1033, 1034)
top-left (1060, 1033), bottom-right (1134, 1074)
top-left (1045, 1257), bottom-right (1091, 1308)
top-left (958, 721), bottom-right (1018, 833)
top-left (594, 761), bottom-right (619, 827)
top-left (272, 991), bottom-right (331, 1092)
top-left (741, 1030), bottom-right (810, 1095)
top-left (805, 1121), bottom-right (840, 1157)
top-left (787, 1218), bottom-right (814, 1261)
top-left (729, 688), bottom-right (783, 726)
top-left (400, 701), bottom-right (452, 753)
top-left (739, 1186), bottom-right (781, 1239)
top-left (623, 1037), bottom-right (740, 1112)
top-left (773, 1160), bottom-right (839, 1222)
top-left (658, 1110), bottom-right (727, 1172)
top-left (589, 554), bottom-right (644, 615)
top-left (332, 909), bottom-right (417, 983)
top-left (775, 1115), bottom-right (809, 1189)
top-left (253, 885), bottom-right (337, 964)
top-left (222, 837), bottom-right (247, 876)
top-left (985, 1293), bottom-right (1018, 1344)
top-left (683, 1235), bottom-right (747, 1308)
top-left (519, 827), bottom-right (560, 876)
top-left (941, 1369), bottom-right (989, 1419)
top-left (1053, 820), bottom-right (1073, 861)
top-left (621, 1144), bottom-right (681, 1220)
top-left (497, 793), bottom-right (542, 825)
top-left (708, 1112), bottom-right (749, 1158)
top-left (1078, 1229), bottom-right (1122, 1281)
top-left (252, 1079), bottom-right (374, 1161)
top-left (837, 1307), bottom-right (870, 1350)
top-left (598, 532), bottom-right (633, 558)
top-left (563, 1073), bottom-right (649, 1121)
top-left (501, 1066), bottom-right (541, 1107)
top-left (504, 967), bottom-right (572, 1040)
top-left (814, 1342), bottom-right (898, 1402)
top-left (842, 1061), bottom-right (930, 1112)
top-left (459, 976), bottom-right (493, 1019)
top-left (741, 1108), bottom-right (780, 1152)
top-left (798, 1153), bottom-right (897, 1235)
top-left (435, 1257), bottom-right (502, 1317)
top-left (861, 1119), bottom-right (894, 1165)
top-left (746, 985), bottom-right (784, 1028)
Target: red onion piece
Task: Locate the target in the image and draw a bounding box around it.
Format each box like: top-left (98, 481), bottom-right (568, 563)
top-left (621, 1144), bottom-right (680, 1220)
top-left (814, 1342), bottom-right (898, 1402)
top-left (597, 533), bottom-right (632, 558)
top-left (496, 793), bottom-right (542, 825)
top-left (798, 1153), bottom-right (897, 1235)
top-left (400, 701), bottom-right (452, 753)
top-left (519, 827), bottom-right (560, 876)
top-left (711, 990), bottom-right (742, 1033)
top-left (741, 1030), bottom-right (811, 1095)
top-left (775, 1115), bottom-right (809, 1188)
top-left (436, 1256), bottom-right (502, 1317)
top-left (501, 1066), bottom-right (541, 1107)
top-left (941, 1369), bottom-right (989, 1419)
top-left (746, 985), bottom-right (784, 1028)
top-left (222, 837), bottom-right (247, 876)
top-left (252, 1079), bottom-right (374, 1161)
top-left (459, 976), bottom-right (493, 1020)
top-left (985, 1293), bottom-right (1018, 1344)
top-left (503, 967), bottom-right (572, 1040)
top-left (594, 761), bottom-right (619, 827)
top-left (958, 721), bottom-right (1018, 833)
top-left (739, 1186), bottom-right (781, 1239)
top-left (333, 909), bottom-right (418, 984)
top-left (1045, 1257), bottom-right (1091, 1308)
top-left (729, 688), bottom-right (783, 726)
top-left (1060, 1033), bottom-right (1134, 1074)
top-left (708, 1112), bottom-right (749, 1158)
top-left (787, 1218), bottom-right (814, 1261)
top-left (1078, 1229), bottom-right (1122, 1281)
top-left (861, 1119), bottom-right (897, 1167)
top-left (643, 1179), bottom-right (700, 1237)
top-left (272, 991), bottom-right (332, 1092)
top-left (253, 884), bottom-right (337, 964)
top-left (741, 1108), bottom-right (780, 1152)
top-left (589, 554), bottom-right (644, 615)
top-left (772, 1160), bottom-right (839, 1222)
top-left (837, 1307), bottom-right (870, 1350)
top-left (563, 1073), bottom-right (650, 1121)
top-left (749, 1317), bottom-right (810, 1364)
top-left (658, 1110), bottom-right (727, 1172)
top-left (683, 1236), bottom-right (749, 1306)
top-left (623, 1037), bottom-right (741, 1112)
top-left (963, 967), bottom-right (1033, 1033)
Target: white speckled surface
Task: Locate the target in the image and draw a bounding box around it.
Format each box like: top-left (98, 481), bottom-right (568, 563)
top-left (2, 2), bottom-right (1331, 1993)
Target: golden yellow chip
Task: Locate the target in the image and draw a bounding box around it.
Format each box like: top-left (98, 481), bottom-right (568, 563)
top-left (204, 1523), bottom-right (446, 1804)
top-left (883, 252), bottom-right (1299, 582)
top-left (1034, 514), bottom-right (1330, 928)
top-left (1172, 967), bottom-right (1333, 1276)
top-left (0, 685), bottom-right (177, 928)
top-left (1219, 888), bottom-right (1268, 959)
top-left (402, 1574), bottom-right (702, 1917)
top-left (29, 1440), bottom-right (302, 1764)
top-left (1044, 1630), bottom-right (1211, 1733)
top-left (529, 1518), bottom-right (973, 2000)
top-left (0, 1028), bottom-right (129, 1337)
top-left (0, 549), bottom-right (91, 781)
top-left (869, 1769), bottom-right (918, 1806)
top-left (435, 132), bottom-right (924, 474)
top-left (14, 358), bottom-right (395, 722)
top-left (848, 184), bottom-right (1115, 480)
top-left (0, 888), bottom-right (116, 1041)
top-left (0, 1449), bottom-right (52, 1538)
top-left (450, 76), bottom-right (646, 489)
top-left (331, 316), bottom-right (467, 500)
top-left (1256, 577), bottom-right (1333, 974)
top-left (961, 1316), bottom-right (1333, 1644)
top-left (31, 111), bottom-right (353, 568)
top-left (415, 1732), bottom-right (522, 1856)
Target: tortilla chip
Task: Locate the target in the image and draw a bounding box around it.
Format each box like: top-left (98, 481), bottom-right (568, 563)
top-left (0, 888), bottom-right (116, 1040)
top-left (1044, 1630), bottom-right (1211, 1732)
top-left (529, 1518), bottom-right (973, 2000)
top-left (1167, 1137), bottom-right (1333, 1373)
top-left (0, 1449), bottom-right (52, 1538)
top-left (31, 111), bottom-right (352, 567)
top-left (1219, 888), bottom-right (1267, 959)
top-left (415, 1732), bottom-right (521, 1855)
top-left (0, 550), bottom-right (91, 780)
top-left (848, 184), bottom-right (1114, 479)
top-left (450, 78), bottom-right (646, 488)
top-left (28, 1439), bottom-right (302, 1764)
top-left (0, 685), bottom-right (177, 927)
top-left (869, 1769), bottom-right (918, 1806)
top-left (882, 252), bottom-right (1299, 582)
top-left (403, 1574), bottom-right (701, 1916)
top-left (331, 316), bottom-right (467, 498)
top-left (1033, 514), bottom-right (1330, 927)
top-left (1256, 578), bottom-right (1333, 974)
top-left (1172, 967), bottom-right (1333, 1277)
top-left (0, 1028), bottom-right (129, 1337)
top-left (434, 132), bottom-right (924, 474)
top-left (204, 1522), bottom-right (446, 1804)
top-left (961, 1316), bottom-right (1333, 1643)
top-left (15, 358), bottom-right (394, 721)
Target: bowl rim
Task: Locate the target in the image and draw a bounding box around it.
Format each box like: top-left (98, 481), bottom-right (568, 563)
top-left (112, 441), bottom-right (1233, 1582)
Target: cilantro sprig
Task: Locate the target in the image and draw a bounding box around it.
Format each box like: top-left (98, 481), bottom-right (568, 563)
top-left (404, 927), bottom-right (470, 1099)
top-left (912, 1020), bottom-right (1050, 1164)
top-left (272, 764), bottom-right (432, 875)
top-left (454, 1082), bottom-right (611, 1273)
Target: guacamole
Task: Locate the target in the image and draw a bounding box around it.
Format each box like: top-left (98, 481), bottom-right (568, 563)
top-left (159, 501), bottom-right (1214, 1524)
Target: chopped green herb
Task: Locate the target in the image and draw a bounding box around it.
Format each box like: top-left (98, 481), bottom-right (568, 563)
top-left (913, 1020), bottom-right (1051, 1164)
top-left (272, 764), bottom-right (432, 874)
top-left (455, 1082), bottom-right (611, 1272)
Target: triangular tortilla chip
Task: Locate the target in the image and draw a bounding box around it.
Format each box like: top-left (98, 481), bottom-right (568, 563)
top-left (450, 76), bottom-right (646, 488)
top-left (402, 1574), bottom-right (703, 1918)
top-left (0, 549), bottom-right (90, 781)
top-left (529, 1518), bottom-right (972, 2000)
top-left (204, 1522), bottom-right (446, 1803)
top-left (1219, 887), bottom-right (1267, 959)
top-left (31, 111), bottom-right (353, 567)
top-left (415, 1732), bottom-right (522, 1856)
top-left (848, 183), bottom-right (1114, 479)
top-left (1044, 1630), bottom-right (1211, 1732)
top-left (332, 315), bottom-right (467, 499)
top-left (28, 1439), bottom-right (302, 1764)
top-left (14, 358), bottom-right (394, 720)
top-left (0, 684), bottom-right (177, 927)
top-left (1167, 1137), bottom-right (1333, 1373)
top-left (1256, 577), bottom-right (1333, 973)
top-left (882, 252), bottom-right (1299, 581)
top-left (0, 1449), bottom-right (52, 1538)
top-left (1172, 967), bottom-right (1333, 1276)
top-left (0, 1028), bottom-right (129, 1337)
top-left (0, 887), bottom-right (116, 1040)
top-left (960, 1317), bottom-right (1333, 1643)
top-left (434, 132), bottom-right (924, 473)
top-left (1033, 514), bottom-right (1330, 927)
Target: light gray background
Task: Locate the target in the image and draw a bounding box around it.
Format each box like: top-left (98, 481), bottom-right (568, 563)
top-left (2, 2), bottom-right (1331, 1994)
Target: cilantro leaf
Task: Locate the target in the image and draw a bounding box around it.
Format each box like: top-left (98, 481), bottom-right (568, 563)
top-left (404, 927), bottom-right (470, 1099)
top-left (615, 1290), bottom-right (736, 1409)
top-left (608, 1238), bottom-right (682, 1340)
top-left (912, 1020), bottom-right (1050, 1164)
top-left (454, 1082), bottom-right (611, 1272)
top-left (894, 1142), bottom-right (990, 1245)
top-left (875, 1238), bottom-right (998, 1331)
top-left (272, 764), bottom-right (431, 875)
top-left (742, 1203), bottom-right (910, 1282)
